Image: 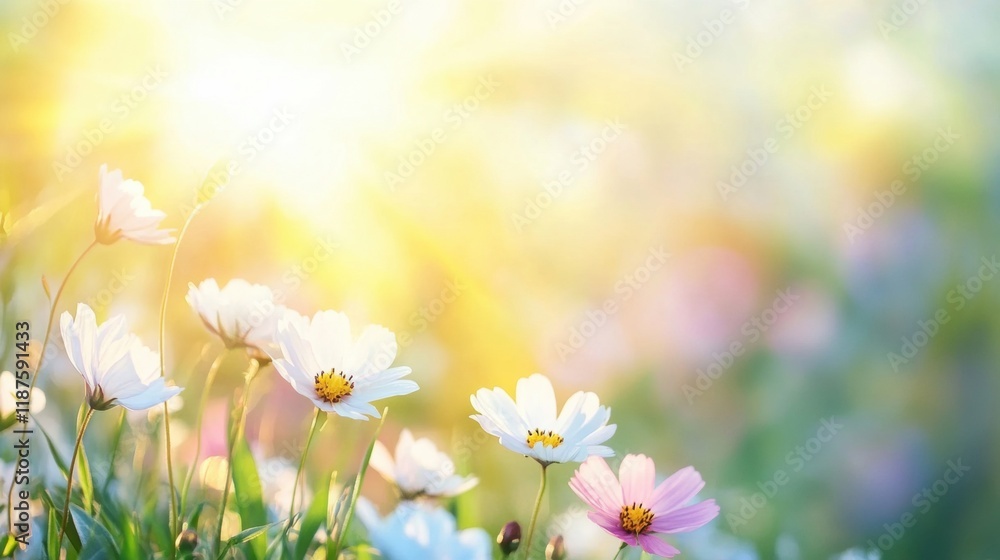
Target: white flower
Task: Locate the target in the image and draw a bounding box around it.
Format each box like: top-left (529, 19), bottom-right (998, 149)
top-left (370, 429), bottom-right (478, 499)
top-left (357, 500), bottom-right (491, 560)
top-left (126, 393), bottom-right (184, 424)
top-left (0, 370), bottom-right (46, 417)
top-left (186, 278), bottom-right (285, 353)
top-left (60, 303), bottom-right (182, 411)
top-left (94, 164), bottom-right (174, 245)
top-left (270, 310), bottom-right (418, 420)
top-left (470, 373), bottom-right (615, 465)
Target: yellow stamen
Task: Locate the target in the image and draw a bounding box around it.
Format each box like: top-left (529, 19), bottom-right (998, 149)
top-left (619, 503), bottom-right (654, 534)
top-left (526, 429), bottom-right (564, 449)
top-left (314, 369), bottom-right (353, 403)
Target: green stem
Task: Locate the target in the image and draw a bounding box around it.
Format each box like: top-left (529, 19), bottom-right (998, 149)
top-left (288, 408), bottom-right (322, 520)
top-left (30, 239), bottom-right (97, 393)
top-left (158, 208), bottom-right (202, 556)
top-left (57, 406), bottom-right (95, 549)
top-left (333, 408), bottom-right (389, 555)
top-left (101, 408), bottom-right (127, 496)
top-left (612, 542), bottom-right (628, 560)
top-left (7, 240), bottom-right (96, 535)
top-left (180, 350), bottom-right (228, 516)
top-left (522, 464), bottom-right (549, 560)
top-left (215, 359), bottom-right (259, 553)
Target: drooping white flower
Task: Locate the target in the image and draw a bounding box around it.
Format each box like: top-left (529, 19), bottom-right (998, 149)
top-left (370, 429), bottom-right (478, 499)
top-left (270, 310), bottom-right (418, 420)
top-left (0, 370), bottom-right (46, 418)
top-left (94, 164), bottom-right (174, 245)
top-left (60, 303), bottom-right (182, 410)
top-left (470, 373), bottom-right (615, 465)
top-left (186, 278), bottom-right (285, 353)
top-left (357, 500), bottom-right (491, 560)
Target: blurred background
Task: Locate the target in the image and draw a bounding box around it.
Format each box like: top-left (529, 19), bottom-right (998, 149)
top-left (1, 0), bottom-right (998, 558)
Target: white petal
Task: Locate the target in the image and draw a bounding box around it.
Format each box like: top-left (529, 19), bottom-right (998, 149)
top-left (344, 325), bottom-right (397, 379)
top-left (516, 374), bottom-right (558, 428)
top-left (307, 310), bottom-right (352, 371)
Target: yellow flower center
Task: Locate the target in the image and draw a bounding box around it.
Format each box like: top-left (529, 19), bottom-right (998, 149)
top-left (526, 429), bottom-right (564, 449)
top-left (314, 369), bottom-right (354, 403)
top-left (619, 503), bottom-right (654, 534)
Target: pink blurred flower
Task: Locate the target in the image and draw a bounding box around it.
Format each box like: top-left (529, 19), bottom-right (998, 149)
top-left (569, 454), bottom-right (718, 558)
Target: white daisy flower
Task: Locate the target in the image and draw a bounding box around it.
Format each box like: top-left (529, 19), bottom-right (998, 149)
top-left (270, 310), bottom-right (418, 420)
top-left (186, 278), bottom-right (285, 354)
top-left (94, 164), bottom-right (175, 245)
top-left (357, 500), bottom-right (491, 560)
top-left (470, 373), bottom-right (615, 465)
top-left (370, 429), bottom-right (478, 500)
top-left (60, 303), bottom-right (182, 411)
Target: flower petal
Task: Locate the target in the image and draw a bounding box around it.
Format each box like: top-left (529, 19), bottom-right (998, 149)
top-left (515, 374), bottom-right (557, 427)
top-left (637, 534), bottom-right (681, 558)
top-left (619, 454), bottom-right (656, 505)
top-left (649, 499), bottom-right (719, 534)
top-left (648, 466), bottom-right (706, 514)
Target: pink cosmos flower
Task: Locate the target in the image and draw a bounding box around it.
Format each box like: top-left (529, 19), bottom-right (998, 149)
top-left (569, 454), bottom-right (719, 558)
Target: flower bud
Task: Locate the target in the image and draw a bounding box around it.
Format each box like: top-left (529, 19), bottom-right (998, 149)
top-left (497, 520), bottom-right (521, 556)
top-left (546, 535), bottom-right (566, 560)
top-left (175, 528), bottom-right (199, 554)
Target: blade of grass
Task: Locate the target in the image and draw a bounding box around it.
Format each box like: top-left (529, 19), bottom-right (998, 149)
top-left (293, 468), bottom-right (334, 560)
top-left (231, 437), bottom-right (268, 559)
top-left (331, 408), bottom-right (388, 556)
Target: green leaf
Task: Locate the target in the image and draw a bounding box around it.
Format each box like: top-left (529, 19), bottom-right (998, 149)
top-left (39, 489), bottom-right (81, 552)
top-left (294, 469), bottom-right (335, 560)
top-left (331, 408), bottom-right (388, 555)
top-left (47, 507), bottom-right (60, 560)
top-left (218, 521), bottom-right (283, 558)
top-left (231, 437), bottom-right (268, 559)
top-left (326, 485), bottom-right (351, 560)
top-left (186, 502), bottom-right (207, 530)
top-left (0, 534), bottom-right (16, 557)
top-left (354, 544), bottom-right (381, 559)
top-left (76, 444), bottom-right (94, 516)
top-left (69, 504), bottom-right (119, 559)
top-left (112, 509), bottom-right (141, 559)
top-left (35, 421), bottom-right (69, 478)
